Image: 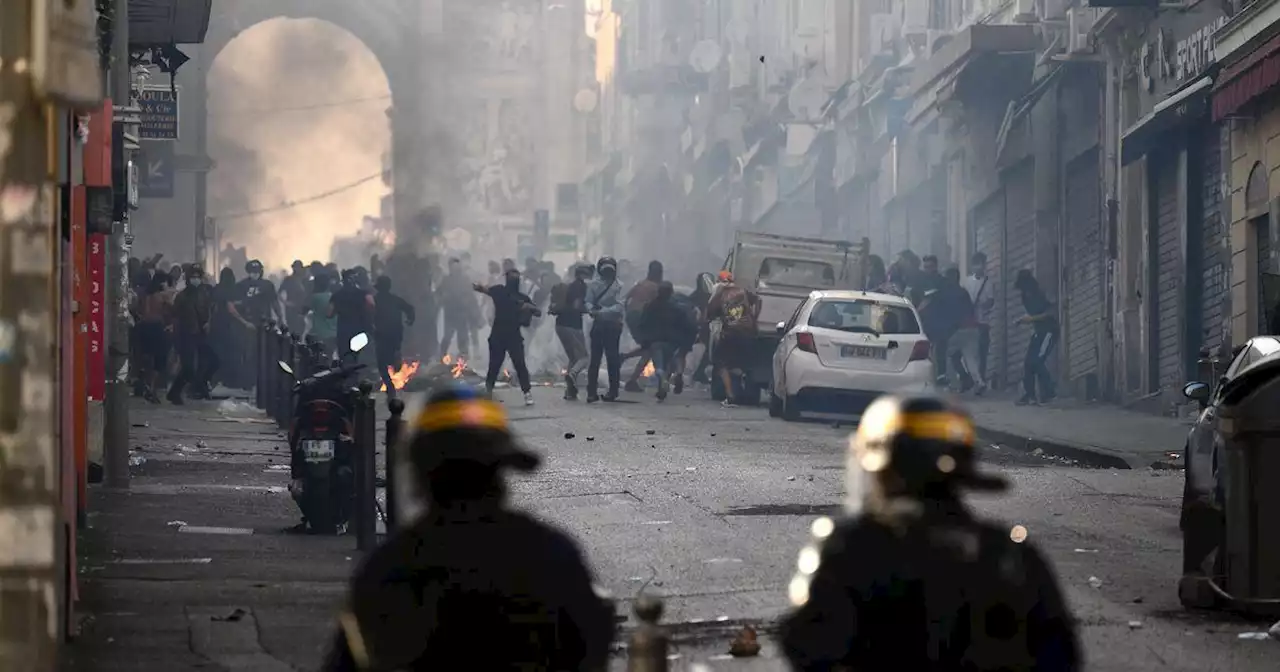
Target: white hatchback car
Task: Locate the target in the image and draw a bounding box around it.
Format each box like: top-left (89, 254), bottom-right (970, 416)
top-left (769, 290), bottom-right (935, 421)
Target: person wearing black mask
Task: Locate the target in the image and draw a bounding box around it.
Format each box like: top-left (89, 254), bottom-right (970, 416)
top-left (168, 266), bottom-right (217, 403)
top-left (584, 257), bottom-right (625, 402)
top-left (329, 269), bottom-right (375, 359)
top-left (550, 264), bottom-right (592, 400)
top-left (373, 276), bottom-right (416, 398)
top-left (474, 269), bottom-right (540, 405)
top-left (637, 282), bottom-right (696, 401)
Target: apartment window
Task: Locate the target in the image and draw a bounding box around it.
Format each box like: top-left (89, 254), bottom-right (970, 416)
top-left (929, 0), bottom-right (950, 30)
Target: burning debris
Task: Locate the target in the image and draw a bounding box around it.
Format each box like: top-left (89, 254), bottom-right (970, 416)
top-left (400, 354), bottom-right (485, 393)
top-left (380, 360), bottom-right (422, 392)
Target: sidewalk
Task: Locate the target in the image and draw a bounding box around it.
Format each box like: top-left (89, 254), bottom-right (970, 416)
top-left (965, 396), bottom-right (1191, 469)
top-left (64, 396), bottom-right (359, 671)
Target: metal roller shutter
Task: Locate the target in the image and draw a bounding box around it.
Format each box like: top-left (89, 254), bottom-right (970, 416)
top-left (1003, 165), bottom-right (1037, 391)
top-left (972, 190), bottom-right (1006, 387)
top-left (1152, 157), bottom-right (1183, 393)
top-left (1198, 127), bottom-right (1227, 354)
top-left (1064, 151), bottom-right (1103, 383)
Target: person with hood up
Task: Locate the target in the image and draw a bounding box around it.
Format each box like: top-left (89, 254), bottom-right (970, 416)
top-left (474, 268), bottom-right (540, 405)
top-left (321, 385), bottom-right (614, 671)
top-left (637, 281), bottom-right (697, 401)
top-left (779, 394), bottom-right (1080, 671)
top-left (168, 266), bottom-right (217, 403)
top-left (622, 260), bottom-right (664, 392)
top-left (584, 256), bottom-right (625, 402)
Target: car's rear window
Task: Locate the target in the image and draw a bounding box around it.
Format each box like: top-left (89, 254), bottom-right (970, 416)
top-left (807, 299), bottom-right (920, 335)
top-left (758, 258), bottom-right (837, 288)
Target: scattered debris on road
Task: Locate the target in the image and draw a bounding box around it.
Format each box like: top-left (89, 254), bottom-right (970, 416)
top-left (1128, 621), bottom-right (1143, 630)
top-left (564, 432), bottom-right (575, 439)
top-left (646, 429), bottom-right (656, 435)
top-left (211, 608), bottom-right (246, 623)
top-left (729, 624), bottom-right (761, 657)
top-left (1088, 576), bottom-right (1104, 589)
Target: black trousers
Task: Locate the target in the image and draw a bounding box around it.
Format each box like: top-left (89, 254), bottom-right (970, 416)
top-left (486, 334), bottom-right (531, 392)
top-left (1024, 330), bottom-right (1057, 400)
top-left (169, 335), bottom-right (218, 398)
top-left (588, 325), bottom-right (622, 394)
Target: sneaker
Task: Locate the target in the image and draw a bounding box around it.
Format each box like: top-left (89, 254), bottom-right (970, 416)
top-left (721, 399), bottom-right (738, 409)
top-left (656, 380), bottom-right (669, 401)
top-left (524, 392), bottom-right (535, 406)
top-left (672, 374), bottom-right (684, 395)
top-left (1014, 395), bottom-right (1038, 406)
top-left (564, 373), bottom-right (578, 396)
top-left (602, 390), bottom-right (619, 402)
top-left (586, 392), bottom-right (600, 403)
top-left (973, 383), bottom-right (988, 397)
top-left (624, 380), bottom-right (644, 393)
top-left (563, 389), bottom-right (578, 401)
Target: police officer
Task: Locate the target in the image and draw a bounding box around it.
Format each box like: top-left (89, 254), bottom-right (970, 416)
top-left (322, 385), bottom-right (615, 671)
top-left (779, 394), bottom-right (1080, 671)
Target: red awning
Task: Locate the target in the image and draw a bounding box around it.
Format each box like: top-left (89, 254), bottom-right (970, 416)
top-left (1213, 32), bottom-right (1280, 121)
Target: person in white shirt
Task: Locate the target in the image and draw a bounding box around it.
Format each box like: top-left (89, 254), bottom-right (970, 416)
top-left (961, 252), bottom-right (996, 385)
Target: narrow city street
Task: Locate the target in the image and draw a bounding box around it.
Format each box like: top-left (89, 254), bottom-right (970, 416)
top-left (64, 387), bottom-right (1277, 672)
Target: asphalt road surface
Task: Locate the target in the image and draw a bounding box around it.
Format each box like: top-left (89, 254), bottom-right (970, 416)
top-left (69, 385), bottom-right (1278, 671)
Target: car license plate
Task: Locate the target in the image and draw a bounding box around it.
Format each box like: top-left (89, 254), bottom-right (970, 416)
top-left (302, 440), bottom-right (335, 462)
top-left (841, 345), bottom-right (887, 360)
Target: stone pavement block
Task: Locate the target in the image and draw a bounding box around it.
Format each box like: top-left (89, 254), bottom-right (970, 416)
top-left (965, 397), bottom-right (1191, 469)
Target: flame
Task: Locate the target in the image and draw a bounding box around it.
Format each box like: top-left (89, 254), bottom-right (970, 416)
top-left (442, 354), bottom-right (453, 365)
top-left (503, 368), bottom-right (511, 380)
top-left (451, 357), bottom-right (466, 379)
top-left (642, 361), bottom-right (656, 378)
top-left (380, 360), bottom-right (421, 392)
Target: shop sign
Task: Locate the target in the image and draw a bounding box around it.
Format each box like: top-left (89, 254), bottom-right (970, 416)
top-left (1138, 15), bottom-right (1228, 94)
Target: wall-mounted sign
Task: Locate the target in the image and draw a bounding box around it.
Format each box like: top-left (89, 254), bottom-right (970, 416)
top-left (1138, 15), bottom-right (1228, 93)
top-left (87, 234), bottom-right (106, 401)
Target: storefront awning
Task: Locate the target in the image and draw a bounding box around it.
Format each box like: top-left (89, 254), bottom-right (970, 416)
top-left (128, 0), bottom-right (212, 45)
top-left (1121, 76), bottom-right (1213, 165)
top-left (1212, 30), bottom-right (1280, 121)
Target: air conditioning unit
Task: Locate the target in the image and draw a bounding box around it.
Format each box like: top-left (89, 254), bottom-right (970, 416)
top-left (903, 0), bottom-right (929, 45)
top-left (926, 29), bottom-right (952, 57)
top-left (1067, 7), bottom-right (1098, 53)
top-left (869, 13), bottom-right (898, 55)
top-left (1014, 0), bottom-right (1039, 22)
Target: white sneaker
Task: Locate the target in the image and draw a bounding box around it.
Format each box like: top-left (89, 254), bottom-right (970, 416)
top-left (524, 392), bottom-right (535, 406)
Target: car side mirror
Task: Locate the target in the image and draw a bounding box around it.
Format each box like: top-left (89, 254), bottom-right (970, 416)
top-left (278, 361), bottom-right (294, 376)
top-left (1183, 381), bottom-right (1210, 406)
top-left (776, 321), bottom-right (787, 335)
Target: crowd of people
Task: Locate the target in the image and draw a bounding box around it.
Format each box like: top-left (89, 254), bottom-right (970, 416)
top-left (866, 249), bottom-right (1058, 406)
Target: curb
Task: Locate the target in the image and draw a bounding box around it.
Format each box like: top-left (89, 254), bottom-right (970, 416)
top-left (974, 425), bottom-right (1136, 470)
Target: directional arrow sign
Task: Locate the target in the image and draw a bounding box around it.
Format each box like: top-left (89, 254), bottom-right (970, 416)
top-left (138, 141), bottom-right (175, 199)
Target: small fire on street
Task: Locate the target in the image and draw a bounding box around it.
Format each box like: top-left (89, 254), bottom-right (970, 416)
top-left (642, 361), bottom-right (656, 378)
top-left (380, 360), bottom-right (421, 392)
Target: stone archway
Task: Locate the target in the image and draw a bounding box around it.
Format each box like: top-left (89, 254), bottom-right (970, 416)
top-left (197, 0), bottom-right (426, 256)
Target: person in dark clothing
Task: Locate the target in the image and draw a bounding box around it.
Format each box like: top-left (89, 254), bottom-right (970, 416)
top-left (687, 273), bottom-right (715, 385)
top-left (1014, 269), bottom-right (1058, 406)
top-left (168, 266), bottom-right (218, 403)
top-left (623, 260), bottom-right (664, 392)
top-left (330, 269), bottom-right (375, 358)
top-left (779, 394), bottom-right (1080, 672)
top-left (637, 282), bottom-right (696, 401)
top-left (372, 276), bottom-right (416, 398)
top-left (550, 264), bottom-right (591, 400)
top-left (235, 260), bottom-right (281, 326)
top-left (474, 269), bottom-right (540, 405)
top-left (211, 268), bottom-right (246, 389)
top-left (916, 255), bottom-right (949, 382)
top-left (321, 385), bottom-right (615, 671)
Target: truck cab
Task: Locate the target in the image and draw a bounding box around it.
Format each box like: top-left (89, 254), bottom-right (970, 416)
top-left (715, 232), bottom-right (869, 404)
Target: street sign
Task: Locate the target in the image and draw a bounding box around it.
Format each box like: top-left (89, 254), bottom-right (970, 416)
top-left (138, 85), bottom-right (180, 140)
top-left (137, 142), bottom-right (175, 199)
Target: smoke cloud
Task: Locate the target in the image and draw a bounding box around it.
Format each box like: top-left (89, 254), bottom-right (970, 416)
top-left (207, 17), bottom-right (391, 271)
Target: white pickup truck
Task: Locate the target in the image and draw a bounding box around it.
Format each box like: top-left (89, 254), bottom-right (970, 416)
top-left (714, 231), bottom-right (870, 404)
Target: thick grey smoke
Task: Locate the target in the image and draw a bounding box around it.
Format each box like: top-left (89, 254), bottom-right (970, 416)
top-left (207, 18), bottom-right (391, 270)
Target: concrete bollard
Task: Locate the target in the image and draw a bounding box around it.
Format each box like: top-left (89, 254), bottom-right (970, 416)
top-left (272, 327), bottom-right (291, 427)
top-left (627, 595), bottom-right (668, 672)
top-left (352, 381), bottom-right (378, 552)
top-left (384, 398), bottom-right (406, 532)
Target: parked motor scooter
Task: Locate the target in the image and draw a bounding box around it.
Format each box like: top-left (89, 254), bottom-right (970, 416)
top-left (278, 332), bottom-right (369, 534)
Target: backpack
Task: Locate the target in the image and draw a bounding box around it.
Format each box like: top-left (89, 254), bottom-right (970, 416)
top-left (721, 287), bottom-right (753, 329)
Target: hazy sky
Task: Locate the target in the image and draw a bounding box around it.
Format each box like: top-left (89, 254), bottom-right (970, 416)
top-left (207, 17), bottom-right (391, 270)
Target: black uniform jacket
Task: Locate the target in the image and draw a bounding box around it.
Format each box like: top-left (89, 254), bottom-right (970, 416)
top-left (779, 502), bottom-right (1081, 672)
top-left (323, 508), bottom-right (615, 671)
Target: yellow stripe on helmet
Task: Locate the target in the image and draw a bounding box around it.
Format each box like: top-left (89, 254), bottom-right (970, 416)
top-left (895, 411), bottom-right (975, 446)
top-left (415, 399), bottom-right (509, 433)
